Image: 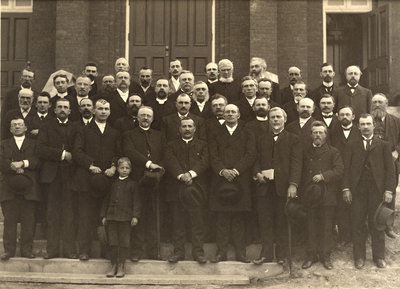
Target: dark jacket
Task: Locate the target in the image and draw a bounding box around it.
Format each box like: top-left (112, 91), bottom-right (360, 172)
top-left (208, 80), bottom-right (242, 103)
top-left (0, 137), bottom-right (41, 202)
top-left (161, 112), bottom-right (207, 142)
top-left (100, 177), bottom-right (141, 221)
top-left (333, 84), bottom-right (372, 119)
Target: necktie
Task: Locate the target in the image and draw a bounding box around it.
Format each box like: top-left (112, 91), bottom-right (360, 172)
top-left (364, 138), bottom-right (371, 151)
top-left (323, 114), bottom-right (333, 118)
top-left (40, 115), bottom-right (45, 120)
top-left (342, 127), bottom-right (351, 131)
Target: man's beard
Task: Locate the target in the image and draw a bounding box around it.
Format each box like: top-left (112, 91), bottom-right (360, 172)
top-left (141, 80), bottom-right (150, 88)
top-left (130, 105), bottom-right (139, 116)
top-left (157, 90), bottom-right (167, 99)
top-left (255, 108), bottom-right (268, 118)
top-left (300, 111), bottom-right (311, 118)
top-left (340, 118), bottom-right (351, 127)
top-left (323, 75), bottom-right (332, 83)
top-left (371, 106), bottom-right (386, 120)
top-left (104, 85), bottom-right (114, 93)
top-left (348, 78), bottom-right (358, 86)
top-left (21, 81), bottom-right (31, 88)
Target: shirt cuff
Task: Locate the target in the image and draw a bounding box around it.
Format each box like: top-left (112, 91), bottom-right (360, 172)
top-left (233, 168), bottom-right (239, 176)
top-left (145, 160), bottom-right (152, 169)
top-left (343, 188), bottom-right (350, 192)
top-left (61, 150), bottom-right (66, 160)
top-left (188, 170), bottom-right (197, 178)
top-left (22, 160), bottom-right (29, 168)
top-left (219, 169), bottom-right (224, 176)
top-left (289, 182), bottom-right (298, 188)
top-left (177, 174), bottom-right (184, 180)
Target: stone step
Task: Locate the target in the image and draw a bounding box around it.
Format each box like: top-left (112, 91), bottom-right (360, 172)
top-left (0, 239), bottom-right (264, 261)
top-left (0, 258), bottom-right (283, 280)
top-left (0, 271), bottom-right (250, 285)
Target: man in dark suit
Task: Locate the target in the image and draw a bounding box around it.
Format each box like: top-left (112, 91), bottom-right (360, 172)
top-left (283, 81), bottom-right (308, 124)
top-left (161, 93), bottom-right (206, 142)
top-left (74, 98), bottom-right (94, 127)
top-left (208, 104), bottom-right (256, 263)
top-left (330, 106), bottom-right (362, 244)
top-left (249, 57), bottom-right (280, 104)
top-left (286, 97), bottom-right (316, 147)
top-left (258, 78), bottom-right (280, 108)
top-left (83, 62), bottom-right (99, 98)
top-left (310, 63), bottom-right (337, 105)
top-left (343, 114), bottom-right (396, 269)
top-left (73, 99), bottom-right (122, 261)
top-left (29, 92), bottom-right (53, 139)
top-left (208, 59), bottom-right (242, 104)
top-left (370, 93), bottom-right (400, 238)
top-left (164, 117), bottom-right (209, 264)
top-left (130, 66), bottom-right (156, 100)
top-left (206, 94), bottom-right (227, 139)
top-left (205, 62), bottom-right (219, 89)
top-left (113, 94), bottom-right (142, 133)
top-left (252, 107), bottom-right (302, 265)
top-left (169, 70), bottom-right (195, 102)
top-left (315, 94), bottom-right (339, 134)
top-left (301, 121), bottom-right (344, 270)
top-left (0, 117), bottom-right (41, 260)
top-left (168, 59), bottom-right (183, 94)
top-left (145, 79), bottom-right (175, 130)
top-left (108, 71), bottom-right (132, 125)
top-left (280, 66), bottom-right (302, 105)
top-left (2, 68), bottom-right (37, 118)
top-left (190, 81), bottom-right (212, 119)
top-left (50, 74), bottom-right (74, 109)
top-left (68, 75), bottom-right (93, 122)
top-left (37, 98), bottom-right (80, 259)
top-left (234, 76), bottom-right (257, 123)
top-left (2, 89), bottom-right (37, 140)
top-left (244, 97), bottom-right (270, 140)
top-left (98, 75), bottom-right (116, 101)
top-left (123, 106), bottom-right (165, 261)
top-left (333, 65), bottom-right (372, 119)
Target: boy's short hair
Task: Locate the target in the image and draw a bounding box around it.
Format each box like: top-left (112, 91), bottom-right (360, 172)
top-left (117, 157), bottom-right (131, 168)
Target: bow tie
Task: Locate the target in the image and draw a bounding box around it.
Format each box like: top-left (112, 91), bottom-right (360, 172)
top-left (273, 133), bottom-right (280, 138)
top-left (323, 114), bottom-right (333, 118)
top-left (323, 86), bottom-right (332, 92)
top-left (342, 127), bottom-right (351, 131)
top-left (349, 86), bottom-right (357, 90)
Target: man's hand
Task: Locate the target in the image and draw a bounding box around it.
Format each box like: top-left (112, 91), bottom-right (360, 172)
top-left (384, 191), bottom-right (393, 204)
top-left (392, 150), bottom-right (399, 160)
top-left (343, 189), bottom-right (352, 204)
top-left (104, 166), bottom-right (116, 177)
top-left (101, 217), bottom-right (107, 226)
top-left (312, 174), bottom-right (324, 183)
top-left (30, 129), bottom-right (39, 136)
top-left (89, 165), bottom-right (102, 174)
top-left (287, 184), bottom-right (297, 198)
top-left (16, 168), bottom-right (24, 174)
top-left (255, 173), bottom-right (266, 184)
top-left (221, 169), bottom-right (237, 182)
top-left (64, 151), bottom-right (73, 162)
top-left (10, 161), bottom-right (24, 171)
top-left (131, 217), bottom-right (138, 226)
top-left (149, 163), bottom-right (163, 171)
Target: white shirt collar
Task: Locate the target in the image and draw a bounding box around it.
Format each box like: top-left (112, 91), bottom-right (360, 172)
top-left (119, 176), bottom-right (129, 180)
top-left (171, 77), bottom-right (180, 90)
top-left (95, 120), bottom-right (106, 132)
top-left (156, 97), bottom-right (168, 104)
top-left (225, 123), bottom-right (238, 135)
top-left (141, 85), bottom-right (149, 93)
top-left (323, 81), bottom-right (334, 88)
top-left (178, 112), bottom-right (189, 119)
top-left (58, 92), bottom-right (68, 98)
top-left (83, 117), bottom-right (92, 124)
top-left (117, 88), bottom-right (129, 102)
top-left (208, 79), bottom-right (218, 84)
top-left (219, 77), bottom-right (233, 83)
top-left (256, 116), bottom-right (268, 121)
top-left (182, 137), bottom-right (193, 144)
top-left (196, 101), bottom-right (205, 111)
top-left (57, 118), bottom-right (68, 124)
top-left (38, 112), bottom-right (48, 118)
top-left (347, 83), bottom-right (359, 88)
top-left (14, 135), bottom-right (25, 142)
top-left (246, 96), bottom-right (256, 107)
top-left (299, 116), bottom-right (311, 127)
top-left (139, 125), bottom-right (150, 131)
top-left (21, 86), bottom-right (32, 91)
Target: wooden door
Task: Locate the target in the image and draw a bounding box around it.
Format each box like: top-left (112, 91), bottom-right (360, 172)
top-left (1, 13), bottom-right (30, 97)
top-left (366, 5), bottom-right (389, 95)
top-left (129, 0), bottom-right (212, 81)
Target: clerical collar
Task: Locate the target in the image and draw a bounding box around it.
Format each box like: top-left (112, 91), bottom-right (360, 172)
top-left (57, 118), bottom-right (68, 124)
top-left (208, 79), bottom-right (218, 84)
top-left (323, 81), bottom-right (333, 88)
top-left (182, 137), bottom-right (193, 144)
top-left (139, 125), bottom-right (150, 131)
top-left (119, 176), bottom-right (129, 180)
top-left (256, 116), bottom-right (268, 121)
top-left (156, 97), bottom-right (168, 104)
top-left (219, 77), bottom-right (233, 83)
top-left (58, 92), bottom-right (68, 98)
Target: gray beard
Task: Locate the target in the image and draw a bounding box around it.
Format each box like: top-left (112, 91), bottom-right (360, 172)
top-left (371, 108), bottom-right (386, 119)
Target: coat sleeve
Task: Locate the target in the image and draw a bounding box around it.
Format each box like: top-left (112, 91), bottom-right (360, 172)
top-left (208, 134), bottom-right (226, 175)
top-left (0, 141), bottom-right (13, 173)
top-left (123, 131), bottom-right (149, 168)
top-left (289, 134), bottom-right (303, 186)
top-left (164, 142), bottom-right (184, 178)
top-left (132, 182), bottom-right (141, 218)
top-left (36, 123), bottom-right (64, 161)
top-left (234, 130), bottom-right (256, 174)
top-left (321, 147), bottom-right (344, 184)
top-left (191, 142), bottom-right (209, 176)
top-left (383, 141), bottom-right (396, 193)
top-left (73, 128), bottom-right (95, 169)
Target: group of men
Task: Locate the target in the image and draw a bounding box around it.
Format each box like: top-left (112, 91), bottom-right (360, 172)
top-left (0, 56), bottom-right (399, 271)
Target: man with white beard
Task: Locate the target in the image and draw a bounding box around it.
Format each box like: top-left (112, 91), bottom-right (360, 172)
top-left (370, 93), bottom-right (400, 238)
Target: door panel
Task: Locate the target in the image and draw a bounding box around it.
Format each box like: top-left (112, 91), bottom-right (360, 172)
top-left (130, 0), bottom-right (212, 81)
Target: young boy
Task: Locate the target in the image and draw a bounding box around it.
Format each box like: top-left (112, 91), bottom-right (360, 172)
top-left (101, 157), bottom-right (141, 277)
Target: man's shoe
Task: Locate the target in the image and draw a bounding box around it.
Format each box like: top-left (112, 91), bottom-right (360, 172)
top-left (385, 228), bottom-right (397, 239)
top-left (277, 258), bottom-right (286, 265)
top-left (66, 253), bottom-right (78, 259)
top-left (168, 254), bottom-right (184, 263)
top-left (21, 252), bottom-right (35, 259)
top-left (43, 253), bottom-right (58, 259)
top-left (354, 258), bottom-right (365, 269)
top-left (1, 252), bottom-right (13, 261)
top-left (194, 255), bottom-right (207, 264)
top-left (130, 255), bottom-right (141, 262)
top-left (323, 258), bottom-right (333, 270)
top-left (116, 263), bottom-right (125, 278)
top-left (79, 253), bottom-right (89, 261)
top-left (211, 253), bottom-right (227, 263)
top-left (236, 254), bottom-right (250, 263)
top-left (106, 264), bottom-right (117, 277)
top-left (301, 259), bottom-right (315, 269)
top-left (252, 257), bottom-right (271, 265)
top-left (375, 258), bottom-right (387, 268)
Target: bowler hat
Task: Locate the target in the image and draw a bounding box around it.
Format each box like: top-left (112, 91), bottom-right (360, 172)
top-left (285, 197), bottom-right (307, 225)
top-left (216, 180), bottom-right (242, 205)
top-left (7, 174), bottom-right (32, 195)
top-left (374, 201), bottom-right (395, 231)
top-left (140, 168), bottom-right (164, 187)
top-left (179, 182), bottom-right (205, 210)
top-left (89, 174), bottom-right (111, 198)
top-left (303, 183), bottom-right (324, 208)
